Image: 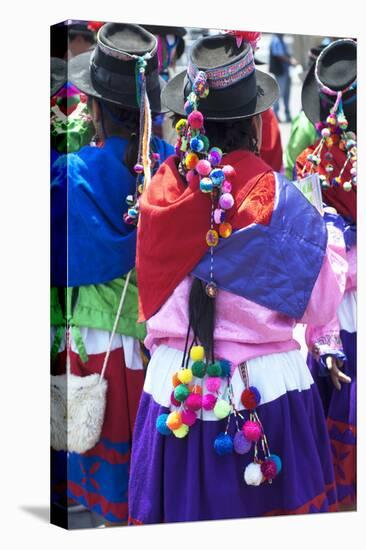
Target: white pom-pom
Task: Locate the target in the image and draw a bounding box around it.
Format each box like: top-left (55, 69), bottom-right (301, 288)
top-left (244, 462), bottom-right (263, 486)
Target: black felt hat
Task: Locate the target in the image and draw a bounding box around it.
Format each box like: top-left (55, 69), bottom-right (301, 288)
top-left (162, 33), bottom-right (279, 120)
top-left (68, 22), bottom-right (166, 112)
top-left (51, 57), bottom-right (66, 96)
top-left (302, 38), bottom-right (357, 132)
top-left (142, 24), bottom-right (187, 38)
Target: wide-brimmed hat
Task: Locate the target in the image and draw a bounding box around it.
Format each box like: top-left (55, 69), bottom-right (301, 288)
top-left (302, 38), bottom-right (357, 132)
top-left (142, 24), bottom-right (186, 38)
top-left (162, 33), bottom-right (279, 120)
top-left (51, 57), bottom-right (67, 96)
top-left (68, 22), bottom-right (166, 112)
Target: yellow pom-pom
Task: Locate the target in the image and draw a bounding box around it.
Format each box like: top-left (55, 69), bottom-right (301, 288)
top-left (190, 345), bottom-right (205, 362)
top-left (175, 118), bottom-right (188, 135)
top-left (173, 424), bottom-right (189, 438)
top-left (185, 152), bottom-right (199, 170)
top-left (177, 368), bottom-right (193, 385)
top-left (167, 411), bottom-right (182, 430)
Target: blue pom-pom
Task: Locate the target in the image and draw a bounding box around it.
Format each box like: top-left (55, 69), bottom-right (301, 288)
top-left (210, 168), bottom-right (225, 186)
top-left (184, 100), bottom-right (194, 115)
top-left (269, 453), bottom-right (282, 474)
top-left (156, 413), bottom-right (172, 436)
top-left (200, 177), bottom-right (213, 193)
top-left (190, 137), bottom-right (204, 152)
top-left (219, 359), bottom-right (232, 378)
top-left (214, 432), bottom-right (233, 456)
top-left (249, 386), bottom-right (261, 405)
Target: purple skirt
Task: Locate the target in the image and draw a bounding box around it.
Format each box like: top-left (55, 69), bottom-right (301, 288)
top-left (128, 348), bottom-right (338, 524)
top-left (307, 329), bottom-right (356, 506)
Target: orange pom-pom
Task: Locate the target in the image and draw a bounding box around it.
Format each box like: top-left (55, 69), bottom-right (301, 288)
top-left (166, 411), bottom-right (182, 430)
top-left (172, 372), bottom-right (181, 388)
top-left (189, 384), bottom-right (203, 395)
top-left (219, 222), bottom-right (232, 238)
top-left (185, 152), bottom-right (199, 170)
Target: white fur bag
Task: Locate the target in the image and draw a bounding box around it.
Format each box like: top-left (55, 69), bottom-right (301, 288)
top-left (51, 271), bottom-right (131, 454)
top-left (51, 369), bottom-right (108, 454)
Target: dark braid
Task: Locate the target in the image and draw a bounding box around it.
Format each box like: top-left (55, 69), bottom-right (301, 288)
top-left (87, 97), bottom-right (141, 175)
top-left (188, 278), bottom-right (216, 362)
top-left (99, 100), bottom-right (141, 175)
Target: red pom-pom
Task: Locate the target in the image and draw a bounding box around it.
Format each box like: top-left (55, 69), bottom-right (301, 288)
top-left (241, 387), bottom-right (261, 410)
top-left (242, 420), bottom-right (262, 442)
top-left (261, 459), bottom-right (278, 480)
top-left (170, 391), bottom-right (180, 407)
top-left (87, 21), bottom-right (104, 32)
top-left (225, 30), bottom-right (262, 49)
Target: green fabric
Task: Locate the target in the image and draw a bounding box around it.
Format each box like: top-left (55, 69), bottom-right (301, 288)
top-left (50, 271), bottom-right (146, 342)
top-left (284, 110), bottom-right (318, 180)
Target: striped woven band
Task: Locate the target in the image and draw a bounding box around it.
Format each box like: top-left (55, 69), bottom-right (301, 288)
top-left (187, 47), bottom-right (255, 90)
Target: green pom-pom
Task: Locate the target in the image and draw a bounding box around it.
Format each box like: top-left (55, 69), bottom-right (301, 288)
top-left (192, 361), bottom-right (206, 378)
top-left (174, 384), bottom-right (190, 402)
top-left (173, 424), bottom-right (189, 438)
top-left (207, 362), bottom-right (222, 377)
top-left (214, 399), bottom-right (231, 419)
top-left (200, 134), bottom-right (210, 151)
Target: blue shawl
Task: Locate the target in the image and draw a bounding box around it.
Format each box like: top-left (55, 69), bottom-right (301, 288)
top-left (51, 136), bottom-right (174, 287)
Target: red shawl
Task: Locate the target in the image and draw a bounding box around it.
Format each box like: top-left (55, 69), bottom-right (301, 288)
top-left (296, 141), bottom-right (356, 223)
top-left (260, 108), bottom-right (283, 172)
top-left (136, 150), bottom-right (274, 321)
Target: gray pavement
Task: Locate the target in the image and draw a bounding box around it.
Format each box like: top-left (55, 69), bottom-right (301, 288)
top-left (67, 503), bottom-right (105, 529)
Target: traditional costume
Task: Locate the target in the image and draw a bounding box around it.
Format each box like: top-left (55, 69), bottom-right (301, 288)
top-left (284, 42), bottom-right (332, 180)
top-left (128, 33), bottom-right (347, 524)
top-left (296, 39), bottom-right (357, 508)
top-left (51, 23), bottom-right (174, 524)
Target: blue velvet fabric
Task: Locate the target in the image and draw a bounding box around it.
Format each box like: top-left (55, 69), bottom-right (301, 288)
top-left (192, 173), bottom-right (328, 319)
top-left (51, 136), bottom-right (174, 287)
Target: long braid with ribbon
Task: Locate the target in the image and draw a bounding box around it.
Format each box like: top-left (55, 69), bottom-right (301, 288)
top-left (123, 52), bottom-right (159, 227)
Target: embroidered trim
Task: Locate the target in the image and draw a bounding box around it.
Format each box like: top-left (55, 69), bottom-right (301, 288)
top-left (187, 48), bottom-right (255, 90)
top-left (314, 333), bottom-right (342, 350)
